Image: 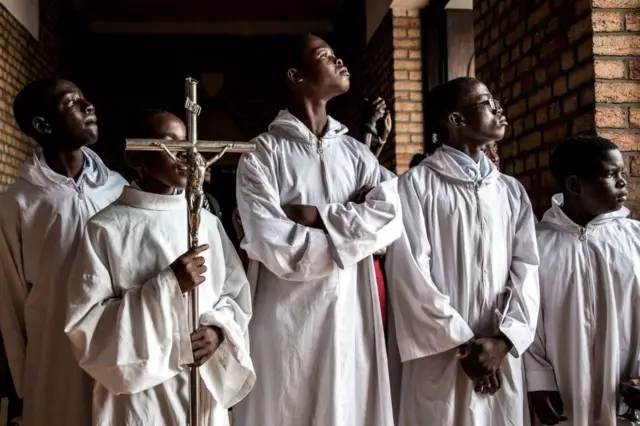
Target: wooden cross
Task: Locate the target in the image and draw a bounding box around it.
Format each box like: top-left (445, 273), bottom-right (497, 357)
top-left (125, 77), bottom-right (255, 426)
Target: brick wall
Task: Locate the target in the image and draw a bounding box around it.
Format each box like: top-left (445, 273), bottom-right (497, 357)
top-left (392, 9), bottom-right (424, 175)
top-left (362, 8), bottom-right (424, 175)
top-left (0, 0), bottom-right (84, 191)
top-left (592, 0), bottom-right (640, 218)
top-left (474, 0), bottom-right (640, 218)
top-left (474, 0), bottom-right (597, 216)
top-left (362, 11), bottom-right (395, 168)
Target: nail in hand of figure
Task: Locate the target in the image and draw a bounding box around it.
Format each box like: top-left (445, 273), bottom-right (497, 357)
top-left (170, 244), bottom-right (209, 293)
top-left (190, 326), bottom-right (224, 367)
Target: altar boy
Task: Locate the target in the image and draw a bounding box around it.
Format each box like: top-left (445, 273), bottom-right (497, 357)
top-left (64, 110), bottom-right (255, 425)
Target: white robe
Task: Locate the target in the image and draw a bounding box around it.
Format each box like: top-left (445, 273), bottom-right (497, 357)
top-left (524, 194), bottom-right (640, 426)
top-left (64, 186), bottom-right (255, 426)
top-left (0, 147), bottom-right (126, 426)
top-left (386, 147), bottom-right (540, 426)
top-left (233, 110), bottom-right (402, 426)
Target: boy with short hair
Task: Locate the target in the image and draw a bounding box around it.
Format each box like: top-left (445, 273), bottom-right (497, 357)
top-left (233, 34), bottom-right (402, 426)
top-left (386, 77), bottom-right (540, 426)
top-left (64, 110), bottom-right (255, 425)
top-left (525, 135), bottom-right (640, 425)
top-left (0, 78), bottom-right (127, 426)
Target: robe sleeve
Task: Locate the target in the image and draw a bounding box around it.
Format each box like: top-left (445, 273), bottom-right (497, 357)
top-left (523, 307), bottom-right (559, 392)
top-left (197, 220), bottom-right (255, 408)
top-left (379, 165), bottom-right (396, 182)
top-left (236, 149), bottom-right (336, 282)
top-left (65, 223), bottom-right (193, 395)
top-left (496, 183), bottom-right (541, 357)
top-left (372, 165), bottom-right (396, 257)
top-left (0, 202), bottom-right (27, 397)
top-left (387, 175), bottom-right (475, 362)
top-left (316, 155), bottom-right (403, 269)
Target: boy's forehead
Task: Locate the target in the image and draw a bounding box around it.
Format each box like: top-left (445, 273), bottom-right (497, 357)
top-left (600, 148), bottom-right (624, 167)
top-left (48, 80), bottom-right (82, 101)
top-left (466, 83), bottom-right (491, 102)
top-left (304, 36), bottom-right (332, 56)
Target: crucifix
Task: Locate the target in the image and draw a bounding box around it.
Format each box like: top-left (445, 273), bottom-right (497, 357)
top-left (125, 77), bottom-right (255, 426)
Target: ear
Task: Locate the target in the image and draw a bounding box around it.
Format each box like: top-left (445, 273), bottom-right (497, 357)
top-left (287, 68), bottom-right (303, 85)
top-left (565, 175), bottom-right (581, 196)
top-left (32, 117), bottom-right (52, 135)
top-left (447, 112), bottom-right (465, 128)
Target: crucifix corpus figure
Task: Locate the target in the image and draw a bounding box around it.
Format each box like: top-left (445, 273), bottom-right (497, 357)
top-left (154, 141), bottom-right (231, 246)
top-left (125, 77), bottom-right (255, 426)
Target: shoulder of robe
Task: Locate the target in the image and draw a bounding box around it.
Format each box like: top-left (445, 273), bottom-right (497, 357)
top-left (106, 170), bottom-right (129, 187)
top-left (238, 132), bottom-right (281, 169)
top-left (0, 188), bottom-right (21, 224)
top-left (0, 178), bottom-right (48, 224)
top-left (399, 162), bottom-right (431, 185)
top-left (497, 173), bottom-right (529, 201)
top-left (339, 135), bottom-right (379, 164)
top-left (86, 201), bottom-right (128, 231)
top-left (251, 132), bottom-right (281, 156)
top-left (618, 217), bottom-right (640, 234)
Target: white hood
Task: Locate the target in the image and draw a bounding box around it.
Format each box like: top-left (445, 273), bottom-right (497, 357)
top-left (539, 193), bottom-right (630, 234)
top-left (17, 146), bottom-right (111, 188)
top-left (422, 146), bottom-right (501, 185)
top-left (267, 109), bottom-right (348, 143)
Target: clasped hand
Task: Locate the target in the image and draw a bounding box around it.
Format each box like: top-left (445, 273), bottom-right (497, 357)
top-left (457, 336), bottom-right (511, 396)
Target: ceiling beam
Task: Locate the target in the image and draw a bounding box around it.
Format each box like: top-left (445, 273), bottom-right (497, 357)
top-left (444, 0), bottom-right (471, 9)
top-left (390, 0), bottom-right (431, 9)
top-left (91, 20), bottom-right (334, 35)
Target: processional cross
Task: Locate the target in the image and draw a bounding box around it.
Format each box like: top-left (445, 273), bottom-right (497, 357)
top-left (125, 78), bottom-right (256, 426)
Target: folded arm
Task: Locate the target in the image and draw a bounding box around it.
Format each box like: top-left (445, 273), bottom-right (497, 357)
top-left (317, 176), bottom-right (402, 269)
top-left (236, 151), bottom-right (336, 282)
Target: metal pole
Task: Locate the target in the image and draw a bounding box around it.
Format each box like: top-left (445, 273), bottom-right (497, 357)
top-left (186, 78), bottom-right (198, 146)
top-left (185, 77), bottom-right (200, 426)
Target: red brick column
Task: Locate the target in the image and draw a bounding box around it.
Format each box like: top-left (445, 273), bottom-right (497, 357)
top-left (592, 0), bottom-right (640, 218)
top-left (363, 8), bottom-right (424, 175)
top-left (392, 9), bottom-right (424, 174)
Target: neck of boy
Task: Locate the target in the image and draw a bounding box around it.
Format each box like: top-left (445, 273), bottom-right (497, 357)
top-left (136, 176), bottom-right (177, 196)
top-left (445, 140), bottom-right (484, 163)
top-left (561, 196), bottom-right (597, 228)
top-left (289, 97), bottom-right (328, 138)
top-left (42, 147), bottom-right (85, 179)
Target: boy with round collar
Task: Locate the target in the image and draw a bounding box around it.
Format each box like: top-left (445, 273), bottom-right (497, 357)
top-left (0, 78), bottom-right (127, 426)
top-left (525, 135), bottom-right (640, 425)
top-left (64, 110), bottom-right (255, 425)
top-left (386, 77), bottom-right (540, 426)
